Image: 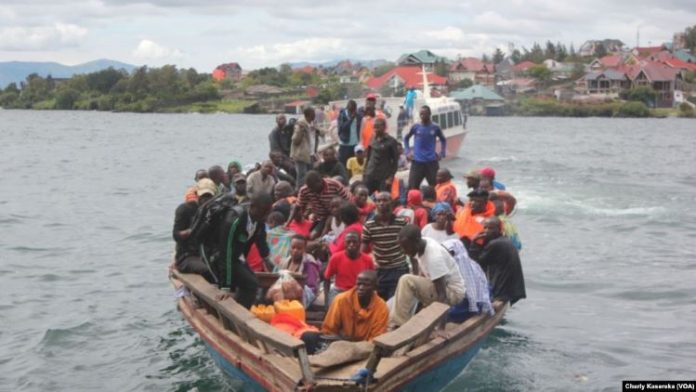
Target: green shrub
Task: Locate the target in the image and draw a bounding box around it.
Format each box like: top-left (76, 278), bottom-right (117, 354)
top-left (617, 101), bottom-right (650, 117)
top-left (678, 102), bottom-right (695, 118)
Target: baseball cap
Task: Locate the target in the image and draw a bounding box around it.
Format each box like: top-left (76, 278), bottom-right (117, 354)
top-left (196, 178), bottom-right (217, 197)
top-left (354, 144), bottom-right (365, 153)
top-left (233, 173), bottom-right (246, 183)
top-left (480, 167), bottom-right (496, 179)
top-left (366, 93), bottom-right (377, 100)
top-left (464, 169), bottom-right (481, 179)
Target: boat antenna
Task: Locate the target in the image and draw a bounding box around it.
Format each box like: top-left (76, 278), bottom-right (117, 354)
top-left (420, 64), bottom-right (431, 98)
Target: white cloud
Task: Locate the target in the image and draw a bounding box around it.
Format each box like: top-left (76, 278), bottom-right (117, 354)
top-left (0, 23), bottom-right (87, 51)
top-left (231, 38), bottom-right (344, 67)
top-left (132, 39), bottom-right (183, 60)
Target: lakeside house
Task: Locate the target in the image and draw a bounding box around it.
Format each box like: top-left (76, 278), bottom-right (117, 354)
top-left (366, 66), bottom-right (448, 95)
top-left (397, 50), bottom-right (448, 70)
top-left (449, 58), bottom-right (495, 86)
top-left (212, 62), bottom-right (242, 81)
top-left (576, 69), bottom-right (631, 95)
top-left (450, 85), bottom-right (505, 115)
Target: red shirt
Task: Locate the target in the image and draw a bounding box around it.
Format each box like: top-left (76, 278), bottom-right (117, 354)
top-left (287, 219), bottom-right (313, 238)
top-left (324, 251), bottom-right (375, 290)
top-left (328, 222), bottom-right (363, 255)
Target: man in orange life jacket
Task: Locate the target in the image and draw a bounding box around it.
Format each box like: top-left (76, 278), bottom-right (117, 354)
top-left (435, 168), bottom-right (457, 209)
top-left (453, 188), bottom-right (496, 248)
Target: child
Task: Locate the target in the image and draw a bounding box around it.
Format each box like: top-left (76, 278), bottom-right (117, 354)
top-left (352, 185), bottom-right (376, 223)
top-left (324, 231), bottom-right (374, 306)
top-left (276, 235), bottom-right (321, 307)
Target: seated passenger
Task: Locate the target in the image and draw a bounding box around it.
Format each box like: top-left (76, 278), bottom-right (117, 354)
top-left (183, 169), bottom-right (208, 202)
top-left (271, 180), bottom-right (296, 220)
top-left (246, 160), bottom-right (277, 197)
top-left (275, 235), bottom-right (321, 307)
top-left (480, 167), bottom-right (506, 190)
top-left (390, 225), bottom-right (466, 327)
top-left (352, 185), bottom-right (375, 223)
top-left (490, 196), bottom-right (522, 250)
top-left (173, 178), bottom-right (217, 282)
top-left (442, 239), bottom-right (494, 321)
top-left (435, 168), bottom-right (457, 209)
top-left (247, 211), bottom-right (290, 271)
top-left (316, 146), bottom-right (348, 184)
top-left (420, 185), bottom-right (437, 221)
top-left (421, 202), bottom-right (459, 243)
top-left (394, 189), bottom-right (428, 228)
top-left (232, 173), bottom-right (249, 204)
top-left (319, 196), bottom-right (346, 242)
top-left (453, 188), bottom-right (496, 245)
top-left (321, 270), bottom-right (388, 341)
top-left (327, 202), bottom-right (363, 255)
top-left (324, 231), bottom-right (375, 305)
top-left (469, 217), bottom-right (526, 305)
top-left (346, 145), bottom-right (366, 182)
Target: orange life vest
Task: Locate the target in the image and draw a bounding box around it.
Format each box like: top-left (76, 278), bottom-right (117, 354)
top-left (453, 201), bottom-right (496, 240)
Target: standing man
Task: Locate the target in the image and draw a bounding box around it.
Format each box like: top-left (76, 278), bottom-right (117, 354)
top-left (189, 192), bottom-right (274, 309)
top-left (396, 105), bottom-right (408, 140)
top-left (361, 191), bottom-right (409, 300)
top-left (337, 100), bottom-right (362, 166)
top-left (404, 87), bottom-right (416, 119)
top-left (291, 106), bottom-right (322, 189)
top-left (269, 114), bottom-right (292, 158)
top-left (363, 118), bottom-right (399, 195)
top-left (208, 165), bottom-right (231, 195)
top-left (297, 170), bottom-right (351, 237)
top-left (404, 105), bottom-right (446, 189)
top-left (359, 93), bottom-right (386, 149)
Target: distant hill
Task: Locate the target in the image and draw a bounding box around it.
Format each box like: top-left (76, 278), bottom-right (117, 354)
top-left (0, 59), bottom-right (138, 88)
top-left (288, 59), bottom-right (390, 70)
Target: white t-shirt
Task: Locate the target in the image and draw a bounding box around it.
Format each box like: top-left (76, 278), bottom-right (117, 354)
top-left (416, 237), bottom-right (466, 299)
top-left (421, 224), bottom-right (459, 243)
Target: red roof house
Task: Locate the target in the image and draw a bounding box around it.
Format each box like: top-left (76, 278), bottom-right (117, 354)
top-left (513, 61), bottom-right (536, 73)
top-left (366, 66), bottom-right (448, 90)
top-left (212, 62), bottom-right (242, 81)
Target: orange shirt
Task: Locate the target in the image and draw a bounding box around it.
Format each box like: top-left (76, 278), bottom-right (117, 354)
top-left (435, 180), bottom-right (457, 208)
top-left (321, 288), bottom-right (389, 341)
top-left (453, 201), bottom-right (496, 240)
top-left (360, 111), bottom-right (386, 149)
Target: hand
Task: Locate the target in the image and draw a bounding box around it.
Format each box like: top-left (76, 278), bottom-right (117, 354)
top-left (435, 152), bottom-right (442, 161)
top-left (216, 292), bottom-right (231, 301)
top-left (406, 152), bottom-right (414, 161)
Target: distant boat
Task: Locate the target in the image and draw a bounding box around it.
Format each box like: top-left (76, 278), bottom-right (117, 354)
top-left (171, 270), bottom-right (507, 392)
top-left (329, 66), bottom-right (468, 160)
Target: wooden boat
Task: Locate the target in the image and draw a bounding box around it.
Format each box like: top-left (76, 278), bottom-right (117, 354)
top-left (171, 269), bottom-right (507, 391)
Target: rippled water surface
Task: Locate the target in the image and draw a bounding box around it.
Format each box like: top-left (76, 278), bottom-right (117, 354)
top-left (1, 111), bottom-right (695, 391)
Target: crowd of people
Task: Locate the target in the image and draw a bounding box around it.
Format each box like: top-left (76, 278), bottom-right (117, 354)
top-left (172, 96), bottom-right (526, 350)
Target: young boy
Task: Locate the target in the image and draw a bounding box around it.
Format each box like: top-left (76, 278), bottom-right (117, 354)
top-left (276, 234), bottom-right (321, 307)
top-left (324, 231), bottom-right (374, 306)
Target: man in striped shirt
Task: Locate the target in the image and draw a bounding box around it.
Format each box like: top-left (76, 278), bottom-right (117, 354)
top-left (361, 191), bottom-right (409, 300)
top-left (297, 170), bottom-right (350, 237)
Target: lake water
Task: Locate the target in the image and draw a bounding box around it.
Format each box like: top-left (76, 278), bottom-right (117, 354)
top-left (1, 110), bottom-right (695, 391)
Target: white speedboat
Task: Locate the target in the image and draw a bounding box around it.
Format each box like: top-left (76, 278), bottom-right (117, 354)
top-left (329, 66), bottom-right (467, 160)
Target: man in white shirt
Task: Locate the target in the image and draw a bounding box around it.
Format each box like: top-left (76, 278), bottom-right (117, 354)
top-left (390, 224), bottom-right (466, 327)
top-left (246, 160), bottom-right (277, 197)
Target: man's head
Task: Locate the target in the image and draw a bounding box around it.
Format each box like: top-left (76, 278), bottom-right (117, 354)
top-left (421, 185), bottom-right (436, 202)
top-left (467, 189), bottom-right (490, 214)
top-left (374, 118), bottom-right (387, 137)
top-left (375, 191), bottom-right (392, 216)
top-left (398, 224), bottom-right (423, 257)
top-left (260, 160), bottom-right (275, 177)
top-left (276, 113), bottom-right (287, 128)
top-left (344, 230), bottom-right (361, 258)
top-left (273, 181), bottom-right (293, 201)
top-left (353, 185), bottom-right (369, 206)
top-left (419, 105), bottom-right (432, 124)
top-left (355, 270), bottom-right (378, 302)
top-left (303, 106), bottom-right (315, 122)
top-left (304, 171), bottom-right (324, 193)
top-left (321, 146), bottom-right (337, 163)
top-left (436, 168), bottom-right (452, 185)
top-left (347, 100), bottom-right (357, 115)
top-left (464, 169), bottom-right (481, 189)
top-left (354, 144), bottom-right (365, 159)
top-left (329, 196), bottom-right (344, 218)
top-left (480, 167), bottom-right (496, 181)
top-left (431, 202), bottom-right (453, 229)
top-left (194, 169), bottom-right (209, 182)
top-left (196, 178), bottom-right (217, 205)
top-left (249, 192), bottom-right (273, 223)
top-left (208, 165), bottom-right (227, 186)
top-left (479, 177), bottom-right (493, 191)
top-left (289, 234), bottom-right (307, 262)
top-left (266, 211), bottom-right (286, 229)
top-left (339, 202), bottom-right (360, 226)
top-left (233, 173), bottom-right (247, 195)
top-left (482, 216), bottom-right (503, 240)
top-left (228, 161), bottom-right (242, 177)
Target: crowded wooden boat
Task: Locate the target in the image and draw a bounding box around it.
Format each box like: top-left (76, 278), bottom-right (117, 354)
top-left (170, 92), bottom-right (526, 391)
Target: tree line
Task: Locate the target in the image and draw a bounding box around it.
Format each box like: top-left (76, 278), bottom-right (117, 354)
top-left (0, 65), bottom-right (219, 112)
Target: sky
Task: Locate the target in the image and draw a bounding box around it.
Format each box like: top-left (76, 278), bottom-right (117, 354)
top-left (1, 0), bottom-right (695, 71)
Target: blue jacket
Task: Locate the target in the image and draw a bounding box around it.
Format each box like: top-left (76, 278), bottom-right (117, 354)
top-left (404, 123), bottom-right (447, 162)
top-left (337, 109), bottom-right (362, 145)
